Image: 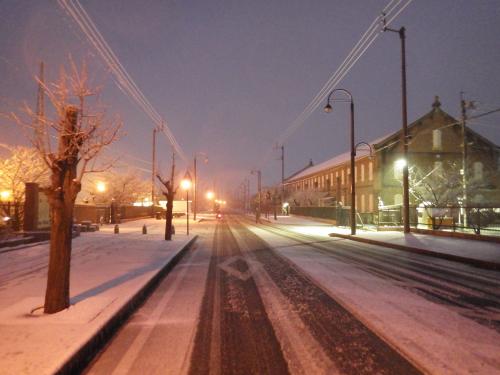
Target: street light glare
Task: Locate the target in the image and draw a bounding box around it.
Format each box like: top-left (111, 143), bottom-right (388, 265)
top-left (0, 190), bottom-right (12, 200)
top-left (206, 191), bottom-right (215, 200)
top-left (181, 179), bottom-right (192, 190)
top-left (96, 181), bottom-right (106, 193)
top-left (395, 159), bottom-right (407, 169)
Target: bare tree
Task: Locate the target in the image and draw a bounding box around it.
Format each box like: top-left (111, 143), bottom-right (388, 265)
top-left (0, 145), bottom-right (49, 229)
top-left (409, 162), bottom-right (462, 207)
top-left (12, 60), bottom-right (121, 313)
top-left (83, 170), bottom-right (150, 205)
top-left (157, 152), bottom-right (177, 240)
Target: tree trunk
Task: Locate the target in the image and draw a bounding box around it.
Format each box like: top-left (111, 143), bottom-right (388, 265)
top-left (44, 197), bottom-right (74, 313)
top-left (165, 192), bottom-right (174, 241)
top-left (44, 106), bottom-right (80, 314)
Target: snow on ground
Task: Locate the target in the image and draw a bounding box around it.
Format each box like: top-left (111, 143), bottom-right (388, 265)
top-left (268, 215), bottom-right (500, 264)
top-left (246, 223), bottom-right (500, 374)
top-left (0, 217), bottom-right (195, 375)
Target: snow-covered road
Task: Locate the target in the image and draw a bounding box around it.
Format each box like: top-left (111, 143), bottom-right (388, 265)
top-left (243, 217), bottom-right (500, 374)
top-left (83, 215), bottom-right (500, 374)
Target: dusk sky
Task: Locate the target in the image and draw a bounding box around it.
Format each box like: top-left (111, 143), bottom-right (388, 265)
top-left (1, 0), bottom-right (499, 197)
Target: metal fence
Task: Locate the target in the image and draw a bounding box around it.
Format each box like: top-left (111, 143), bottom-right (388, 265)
top-left (377, 205), bottom-right (500, 236)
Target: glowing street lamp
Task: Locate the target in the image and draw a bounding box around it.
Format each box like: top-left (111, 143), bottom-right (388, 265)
top-left (181, 176), bottom-right (192, 235)
top-left (206, 191), bottom-right (215, 200)
top-left (395, 158), bottom-right (407, 170)
top-left (96, 181), bottom-right (106, 193)
top-left (0, 190), bottom-right (12, 202)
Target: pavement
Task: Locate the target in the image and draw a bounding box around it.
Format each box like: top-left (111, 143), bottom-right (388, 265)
top-left (258, 214), bottom-right (500, 270)
top-left (0, 217), bottom-right (198, 375)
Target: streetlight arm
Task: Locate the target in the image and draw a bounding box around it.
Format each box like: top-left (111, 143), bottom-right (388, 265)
top-left (326, 88), bottom-right (353, 104)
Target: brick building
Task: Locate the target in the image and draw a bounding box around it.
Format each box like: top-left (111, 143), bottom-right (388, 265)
top-left (284, 97), bottom-right (500, 224)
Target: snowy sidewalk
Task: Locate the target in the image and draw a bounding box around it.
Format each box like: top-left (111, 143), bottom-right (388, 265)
top-left (267, 215), bottom-right (500, 270)
top-left (0, 218), bottom-right (197, 375)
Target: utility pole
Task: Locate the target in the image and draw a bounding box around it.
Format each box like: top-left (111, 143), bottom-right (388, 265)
top-left (194, 156), bottom-right (197, 221)
top-left (384, 21), bottom-right (411, 233)
top-left (281, 144), bottom-right (285, 211)
top-left (36, 61), bottom-right (47, 145)
top-left (152, 127), bottom-right (157, 215)
top-left (461, 92), bottom-right (468, 227)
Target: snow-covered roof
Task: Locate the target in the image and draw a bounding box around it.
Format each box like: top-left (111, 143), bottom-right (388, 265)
top-left (285, 133), bottom-right (390, 183)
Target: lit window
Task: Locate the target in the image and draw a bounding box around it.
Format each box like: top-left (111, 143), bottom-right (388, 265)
top-left (341, 170), bottom-right (345, 185)
top-left (368, 194), bottom-right (374, 212)
top-left (361, 194), bottom-right (365, 212)
top-left (361, 164), bottom-right (365, 182)
top-left (368, 162), bottom-right (373, 181)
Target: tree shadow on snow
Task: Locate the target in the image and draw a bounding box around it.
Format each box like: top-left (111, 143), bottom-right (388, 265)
top-left (70, 258), bottom-right (165, 305)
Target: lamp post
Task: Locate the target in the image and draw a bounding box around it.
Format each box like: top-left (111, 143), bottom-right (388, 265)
top-left (324, 88), bottom-right (356, 235)
top-left (383, 22), bottom-right (410, 233)
top-left (181, 176), bottom-right (192, 235)
top-left (193, 152), bottom-right (208, 221)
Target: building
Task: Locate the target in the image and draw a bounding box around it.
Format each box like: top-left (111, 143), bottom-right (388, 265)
top-left (283, 97), bottom-right (500, 226)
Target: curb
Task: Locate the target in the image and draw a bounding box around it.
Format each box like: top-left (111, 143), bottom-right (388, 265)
top-left (55, 235), bottom-right (198, 375)
top-left (328, 233), bottom-right (500, 271)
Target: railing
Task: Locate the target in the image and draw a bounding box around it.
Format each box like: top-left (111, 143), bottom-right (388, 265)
top-left (377, 205), bottom-right (500, 236)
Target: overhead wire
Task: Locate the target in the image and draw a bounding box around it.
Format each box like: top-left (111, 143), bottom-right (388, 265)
top-left (258, 0), bottom-right (413, 169)
top-left (57, 0), bottom-right (188, 164)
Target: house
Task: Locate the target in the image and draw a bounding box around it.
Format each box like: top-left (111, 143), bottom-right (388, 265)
top-left (283, 97), bottom-right (500, 225)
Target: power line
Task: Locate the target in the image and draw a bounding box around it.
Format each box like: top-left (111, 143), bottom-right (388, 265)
top-left (258, 0), bottom-right (413, 168)
top-left (57, 0), bottom-right (188, 164)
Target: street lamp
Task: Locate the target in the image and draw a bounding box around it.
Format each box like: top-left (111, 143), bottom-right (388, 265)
top-left (383, 20), bottom-right (410, 233)
top-left (181, 176), bottom-right (192, 235)
top-left (206, 191), bottom-right (214, 200)
top-left (324, 88), bottom-right (356, 235)
top-left (0, 190), bottom-right (11, 202)
top-left (96, 181), bottom-right (106, 193)
top-left (193, 152), bottom-right (208, 221)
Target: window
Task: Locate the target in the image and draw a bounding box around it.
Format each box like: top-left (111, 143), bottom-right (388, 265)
top-left (314, 181), bottom-right (318, 189)
top-left (368, 194), bottom-right (374, 212)
top-left (361, 164), bottom-right (365, 182)
top-left (368, 161), bottom-right (373, 181)
top-left (341, 169), bottom-right (345, 185)
top-left (474, 161), bottom-right (483, 180)
top-left (432, 129), bottom-right (442, 150)
top-left (394, 194), bottom-right (403, 205)
top-left (361, 194), bottom-right (365, 212)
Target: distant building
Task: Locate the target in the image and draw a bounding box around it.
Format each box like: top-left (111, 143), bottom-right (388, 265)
top-left (283, 97), bottom-right (500, 224)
